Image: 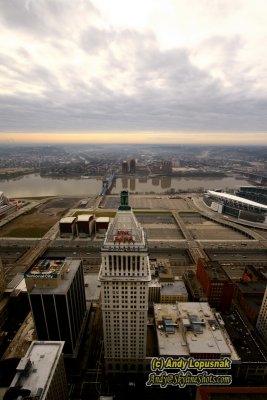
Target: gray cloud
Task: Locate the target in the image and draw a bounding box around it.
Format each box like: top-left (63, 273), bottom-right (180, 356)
top-left (0, 0), bottom-right (266, 137)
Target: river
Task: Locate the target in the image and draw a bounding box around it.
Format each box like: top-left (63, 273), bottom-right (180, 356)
top-left (0, 173), bottom-right (253, 197)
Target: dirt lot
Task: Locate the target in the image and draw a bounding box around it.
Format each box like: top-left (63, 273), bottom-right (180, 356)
top-left (0, 198), bottom-right (81, 238)
top-left (0, 210), bottom-right (59, 238)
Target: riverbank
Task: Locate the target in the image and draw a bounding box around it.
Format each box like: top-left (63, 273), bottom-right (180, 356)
top-left (0, 168), bottom-right (36, 179)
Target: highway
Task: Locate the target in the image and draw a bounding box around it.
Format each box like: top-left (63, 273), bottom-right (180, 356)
top-left (1, 192), bottom-right (267, 286)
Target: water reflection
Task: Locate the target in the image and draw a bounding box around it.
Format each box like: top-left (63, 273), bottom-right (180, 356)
top-left (112, 176), bottom-right (253, 194)
top-left (0, 173), bottom-right (253, 197)
top-left (122, 177), bottom-right (128, 189)
top-left (129, 178), bottom-right (135, 192)
top-left (0, 174), bottom-right (102, 197)
top-left (161, 177), bottom-right (171, 189)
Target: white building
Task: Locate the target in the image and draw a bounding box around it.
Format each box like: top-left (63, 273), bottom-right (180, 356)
top-left (99, 191), bottom-right (151, 373)
top-left (256, 285), bottom-right (267, 343)
top-left (0, 191), bottom-right (15, 219)
top-left (6, 341), bottom-right (68, 400)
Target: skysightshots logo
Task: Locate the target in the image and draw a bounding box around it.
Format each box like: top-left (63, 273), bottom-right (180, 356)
top-left (146, 357), bottom-right (232, 388)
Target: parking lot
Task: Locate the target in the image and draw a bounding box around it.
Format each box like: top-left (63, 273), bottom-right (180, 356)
top-left (188, 221), bottom-right (248, 240)
top-left (100, 195), bottom-right (195, 211)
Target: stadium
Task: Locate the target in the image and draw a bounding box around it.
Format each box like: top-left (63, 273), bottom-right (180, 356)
top-left (203, 187), bottom-right (267, 225)
top-left (0, 191), bottom-right (15, 219)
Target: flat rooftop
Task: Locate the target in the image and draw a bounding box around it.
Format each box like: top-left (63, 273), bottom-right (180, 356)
top-left (96, 217), bottom-right (110, 223)
top-left (9, 341), bottom-right (65, 399)
top-left (25, 258), bottom-right (65, 279)
top-left (60, 216), bottom-right (76, 223)
top-left (160, 280), bottom-right (188, 296)
top-left (201, 260), bottom-right (231, 282)
top-left (84, 273), bottom-right (101, 301)
top-left (236, 281), bottom-right (267, 295)
top-left (154, 302), bottom-right (239, 360)
top-left (27, 259), bottom-right (81, 295)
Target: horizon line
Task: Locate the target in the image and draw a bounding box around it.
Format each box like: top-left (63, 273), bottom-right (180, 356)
top-left (1, 131), bottom-right (267, 145)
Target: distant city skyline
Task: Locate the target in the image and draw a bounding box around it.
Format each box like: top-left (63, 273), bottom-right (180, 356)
top-left (1, 131), bottom-right (267, 145)
top-left (0, 1), bottom-right (267, 143)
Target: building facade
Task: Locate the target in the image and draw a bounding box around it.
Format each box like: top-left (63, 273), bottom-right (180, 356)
top-left (121, 161), bottom-right (128, 174)
top-left (256, 285), bottom-right (267, 343)
top-left (0, 257), bottom-right (6, 295)
top-left (197, 259), bottom-right (234, 311)
top-left (129, 159), bottom-right (136, 174)
top-left (25, 258), bottom-right (87, 357)
top-left (99, 191), bottom-right (151, 373)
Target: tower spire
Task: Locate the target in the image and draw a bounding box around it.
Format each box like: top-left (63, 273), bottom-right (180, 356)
top-left (118, 190), bottom-right (131, 211)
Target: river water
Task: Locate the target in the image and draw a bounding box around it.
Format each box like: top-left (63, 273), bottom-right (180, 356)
top-left (0, 173), bottom-right (253, 197)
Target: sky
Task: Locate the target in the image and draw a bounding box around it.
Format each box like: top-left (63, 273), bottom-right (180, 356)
top-left (0, 0), bottom-right (267, 145)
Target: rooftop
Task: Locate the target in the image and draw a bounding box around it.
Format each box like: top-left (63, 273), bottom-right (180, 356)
top-left (236, 281), bottom-right (267, 295)
top-left (59, 216), bottom-right (76, 224)
top-left (96, 217), bottom-right (110, 223)
top-left (84, 273), bottom-right (101, 301)
top-left (9, 341), bottom-right (65, 399)
top-left (160, 280), bottom-right (188, 296)
top-left (154, 302), bottom-right (239, 360)
top-left (77, 214), bottom-right (93, 222)
top-left (25, 258), bottom-right (65, 279)
top-left (103, 209), bottom-right (146, 250)
top-left (25, 259), bottom-right (81, 294)
top-left (202, 260), bottom-right (231, 282)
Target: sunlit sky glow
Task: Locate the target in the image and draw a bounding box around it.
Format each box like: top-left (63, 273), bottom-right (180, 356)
top-left (1, 0), bottom-right (267, 144)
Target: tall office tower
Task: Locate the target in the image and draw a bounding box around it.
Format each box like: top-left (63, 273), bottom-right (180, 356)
top-left (161, 160), bottom-right (172, 173)
top-left (25, 258), bottom-right (87, 357)
top-left (99, 191), bottom-right (151, 373)
top-left (129, 159), bottom-right (136, 174)
top-left (0, 257), bottom-right (6, 295)
top-left (256, 285), bottom-right (267, 342)
top-left (5, 341), bottom-right (68, 400)
top-left (121, 160), bottom-right (128, 174)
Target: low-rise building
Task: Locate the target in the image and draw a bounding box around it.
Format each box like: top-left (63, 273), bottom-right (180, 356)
top-left (154, 302), bottom-right (239, 360)
top-left (59, 216), bottom-right (76, 238)
top-left (95, 217), bottom-right (110, 233)
top-left (197, 259), bottom-right (234, 311)
top-left (160, 280), bottom-right (188, 303)
top-left (76, 214), bottom-right (94, 237)
top-left (5, 341), bottom-right (68, 400)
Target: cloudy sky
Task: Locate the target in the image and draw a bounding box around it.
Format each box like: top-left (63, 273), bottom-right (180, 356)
top-left (1, 0), bottom-right (267, 144)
